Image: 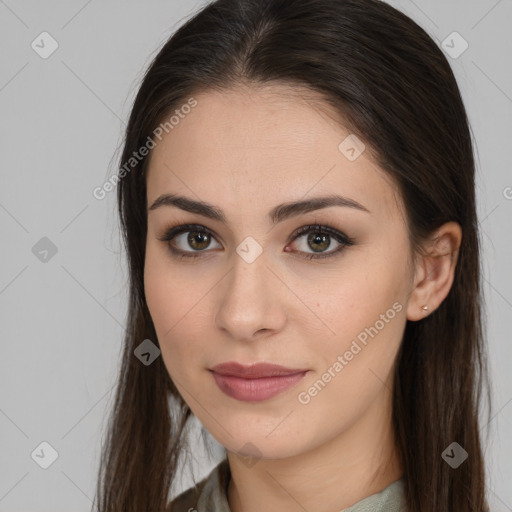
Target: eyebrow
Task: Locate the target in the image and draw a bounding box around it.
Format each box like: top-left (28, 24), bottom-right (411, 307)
top-left (148, 193), bottom-right (370, 224)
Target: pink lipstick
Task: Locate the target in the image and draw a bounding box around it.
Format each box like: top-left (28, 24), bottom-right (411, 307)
top-left (210, 362), bottom-right (309, 402)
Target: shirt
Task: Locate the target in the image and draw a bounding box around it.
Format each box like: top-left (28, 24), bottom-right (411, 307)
top-left (167, 458), bottom-right (406, 512)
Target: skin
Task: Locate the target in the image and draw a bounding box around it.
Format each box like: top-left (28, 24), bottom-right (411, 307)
top-left (144, 83), bottom-right (462, 512)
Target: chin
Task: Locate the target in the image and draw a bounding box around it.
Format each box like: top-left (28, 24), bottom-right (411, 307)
top-left (210, 425), bottom-right (307, 461)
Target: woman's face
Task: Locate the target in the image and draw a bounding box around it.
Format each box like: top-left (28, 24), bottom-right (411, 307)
top-left (144, 84), bottom-right (416, 460)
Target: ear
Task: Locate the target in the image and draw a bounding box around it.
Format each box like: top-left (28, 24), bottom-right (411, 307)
top-left (406, 221), bottom-right (462, 321)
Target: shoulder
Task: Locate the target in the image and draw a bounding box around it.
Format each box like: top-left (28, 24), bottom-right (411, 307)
top-left (166, 483), bottom-right (205, 512)
top-left (166, 458), bottom-right (231, 512)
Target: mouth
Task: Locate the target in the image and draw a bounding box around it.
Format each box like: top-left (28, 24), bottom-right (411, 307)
top-left (209, 361), bottom-right (309, 402)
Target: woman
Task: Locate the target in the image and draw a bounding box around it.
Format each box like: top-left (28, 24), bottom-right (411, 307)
top-left (95, 0), bottom-right (491, 510)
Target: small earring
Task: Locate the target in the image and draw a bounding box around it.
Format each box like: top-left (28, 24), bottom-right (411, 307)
top-left (421, 305), bottom-right (429, 311)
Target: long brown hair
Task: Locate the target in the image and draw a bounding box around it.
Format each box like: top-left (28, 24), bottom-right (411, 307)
top-left (94, 0), bottom-right (492, 510)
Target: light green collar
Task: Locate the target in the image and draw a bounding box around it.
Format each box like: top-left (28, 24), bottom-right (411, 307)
top-left (168, 458), bottom-right (405, 512)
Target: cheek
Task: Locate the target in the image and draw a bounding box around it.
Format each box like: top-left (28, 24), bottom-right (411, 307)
top-left (306, 252), bottom-right (408, 378)
top-left (144, 249), bottom-right (172, 330)
top-left (295, 275), bottom-right (406, 432)
top-left (144, 243), bottom-right (196, 329)
top-left (143, 249), bottom-right (212, 372)
top-left (309, 265), bottom-right (403, 341)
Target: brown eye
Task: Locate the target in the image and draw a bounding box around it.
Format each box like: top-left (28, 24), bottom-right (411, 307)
top-left (306, 232), bottom-right (331, 252)
top-left (158, 223), bottom-right (355, 261)
top-left (158, 223), bottom-right (221, 259)
top-left (287, 224), bottom-right (355, 260)
top-left (186, 231), bottom-right (211, 251)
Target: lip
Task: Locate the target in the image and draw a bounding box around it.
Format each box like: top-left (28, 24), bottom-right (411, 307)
top-left (210, 362), bottom-right (309, 402)
top-left (210, 361), bottom-right (309, 378)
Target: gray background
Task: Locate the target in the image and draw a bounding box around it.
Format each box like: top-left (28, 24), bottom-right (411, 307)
top-left (0, 0), bottom-right (511, 510)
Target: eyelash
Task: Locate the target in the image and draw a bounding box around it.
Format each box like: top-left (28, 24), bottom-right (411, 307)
top-left (157, 223), bottom-right (355, 261)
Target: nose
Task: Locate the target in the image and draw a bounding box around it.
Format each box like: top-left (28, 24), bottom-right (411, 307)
top-left (214, 251), bottom-right (287, 342)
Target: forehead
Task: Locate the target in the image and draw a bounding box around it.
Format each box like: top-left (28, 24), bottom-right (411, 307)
top-left (146, 84), bottom-right (404, 224)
